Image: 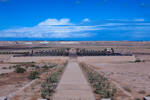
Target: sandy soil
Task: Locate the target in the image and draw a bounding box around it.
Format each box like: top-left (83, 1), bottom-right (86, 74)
top-left (0, 57), bottom-right (68, 99)
top-left (0, 41), bottom-right (150, 99)
top-left (80, 56), bottom-right (150, 99)
top-left (8, 56), bottom-right (68, 63)
top-left (0, 54), bottom-right (12, 62)
top-left (0, 72), bottom-right (31, 96)
top-left (11, 62), bottom-right (66, 100)
top-left (0, 64), bottom-right (16, 74)
top-left (78, 56), bottom-right (136, 63)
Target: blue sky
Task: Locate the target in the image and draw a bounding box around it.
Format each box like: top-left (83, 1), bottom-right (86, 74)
top-left (0, 0), bottom-right (150, 41)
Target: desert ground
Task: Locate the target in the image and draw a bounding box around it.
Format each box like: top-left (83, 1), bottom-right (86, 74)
top-left (0, 55), bottom-right (68, 100)
top-left (79, 56), bottom-right (150, 99)
top-left (0, 41), bottom-right (150, 100)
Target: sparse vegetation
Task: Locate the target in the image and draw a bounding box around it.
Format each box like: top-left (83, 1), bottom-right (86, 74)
top-left (41, 65), bottom-right (65, 99)
top-left (2, 67), bottom-right (7, 69)
top-left (135, 98), bottom-right (141, 100)
top-left (146, 94), bottom-right (150, 96)
top-left (123, 86), bottom-right (132, 92)
top-left (138, 90), bottom-right (146, 94)
top-left (135, 58), bottom-right (142, 62)
top-left (42, 64), bottom-right (57, 69)
top-left (10, 62), bottom-right (35, 65)
top-left (15, 66), bottom-right (26, 73)
top-left (12, 64), bottom-right (21, 68)
top-left (28, 71), bottom-right (39, 80)
top-left (135, 59), bottom-right (141, 62)
top-left (80, 63), bottom-right (117, 99)
top-left (0, 42), bottom-right (150, 99)
top-left (9, 66), bottom-right (12, 69)
top-left (31, 64), bottom-right (36, 67)
top-left (0, 73), bottom-right (5, 76)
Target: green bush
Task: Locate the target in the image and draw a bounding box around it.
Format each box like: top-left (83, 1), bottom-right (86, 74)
top-left (135, 58), bottom-right (141, 62)
top-left (146, 94), bottom-right (150, 96)
top-left (31, 64), bottom-right (36, 67)
top-left (15, 67), bottom-right (26, 73)
top-left (40, 66), bottom-right (65, 99)
top-left (2, 67), bottom-right (7, 69)
top-left (80, 63), bottom-right (117, 99)
top-left (28, 71), bottom-right (39, 79)
top-left (135, 98), bottom-right (140, 100)
top-left (42, 65), bottom-right (56, 69)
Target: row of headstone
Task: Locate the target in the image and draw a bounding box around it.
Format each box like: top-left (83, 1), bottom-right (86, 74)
top-left (76, 48), bottom-right (116, 56)
top-left (28, 49), bottom-right (69, 56)
top-left (13, 48), bottom-right (131, 57)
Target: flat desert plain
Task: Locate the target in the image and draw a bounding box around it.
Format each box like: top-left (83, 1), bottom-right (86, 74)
top-left (79, 56), bottom-right (150, 99)
top-left (0, 41), bottom-right (150, 100)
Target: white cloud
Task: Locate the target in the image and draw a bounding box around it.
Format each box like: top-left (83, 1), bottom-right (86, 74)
top-left (107, 19), bottom-right (129, 21)
top-left (133, 19), bottom-right (145, 22)
top-left (0, 18), bottom-right (101, 38)
top-left (107, 18), bottom-right (145, 22)
top-left (82, 18), bottom-right (90, 22)
top-left (98, 23), bottom-right (125, 26)
top-left (1, 18), bottom-right (150, 39)
top-left (38, 18), bottom-right (73, 26)
top-left (97, 22), bottom-right (150, 27)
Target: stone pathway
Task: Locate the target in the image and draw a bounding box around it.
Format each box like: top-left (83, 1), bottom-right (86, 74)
top-left (53, 61), bottom-right (95, 100)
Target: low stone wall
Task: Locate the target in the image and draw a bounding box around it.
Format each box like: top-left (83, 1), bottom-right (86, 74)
top-left (8, 56), bottom-right (69, 63)
top-left (78, 56), bottom-right (136, 63)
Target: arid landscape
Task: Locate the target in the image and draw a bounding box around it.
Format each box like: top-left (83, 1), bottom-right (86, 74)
top-left (0, 41), bottom-right (150, 100)
top-left (1, 0), bottom-right (150, 99)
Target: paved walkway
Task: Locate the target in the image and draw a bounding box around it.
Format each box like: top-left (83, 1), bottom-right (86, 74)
top-left (53, 61), bottom-right (95, 100)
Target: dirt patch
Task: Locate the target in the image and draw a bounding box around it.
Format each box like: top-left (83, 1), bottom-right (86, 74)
top-left (0, 72), bottom-right (31, 96)
top-left (8, 56), bottom-right (68, 63)
top-left (82, 58), bottom-right (150, 99)
top-left (0, 64), bottom-right (15, 74)
top-left (80, 62), bottom-right (133, 100)
top-left (11, 62), bottom-right (67, 100)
